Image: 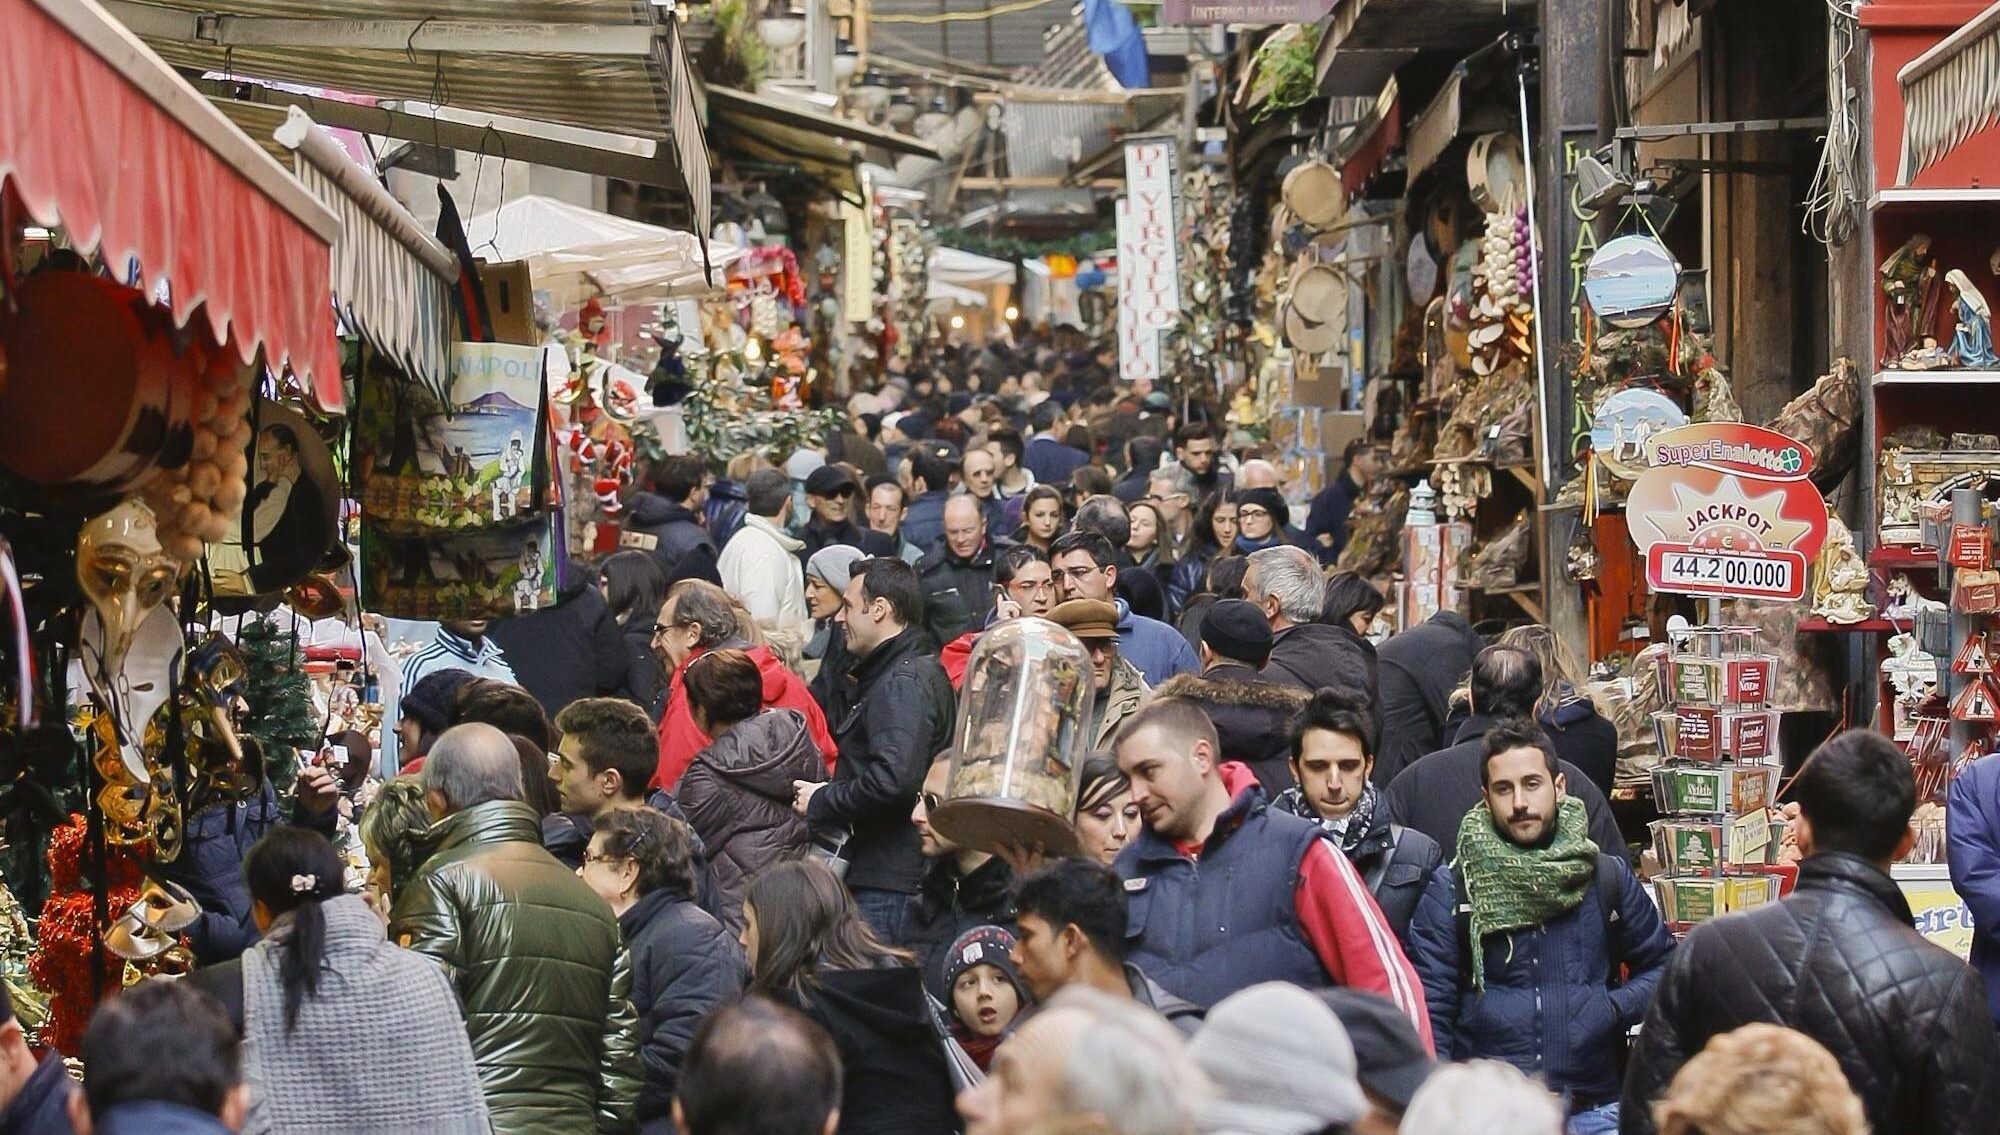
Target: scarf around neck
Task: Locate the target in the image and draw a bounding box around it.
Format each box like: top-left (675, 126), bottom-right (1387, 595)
top-left (1276, 783), bottom-right (1386, 860)
top-left (1454, 795), bottom-right (1597, 991)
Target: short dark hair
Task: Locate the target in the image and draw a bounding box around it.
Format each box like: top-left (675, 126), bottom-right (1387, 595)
top-left (1175, 422), bottom-right (1215, 448)
top-left (656, 455), bottom-right (707, 505)
top-left (553, 697), bottom-right (658, 799)
top-left (1050, 530), bottom-right (1117, 570)
top-left (1070, 464), bottom-right (1113, 498)
top-left (1478, 717), bottom-right (1559, 787)
top-left (745, 468), bottom-right (792, 517)
top-left (678, 996), bottom-right (844, 1135)
top-left (1791, 729), bottom-right (1917, 862)
top-left (855, 557), bottom-right (925, 628)
top-left (594, 807), bottom-right (700, 897)
top-left (866, 475), bottom-right (907, 508)
top-left (1014, 858), bottom-right (1131, 963)
top-left (989, 428), bottom-right (1025, 464)
top-left (451, 679), bottom-right (553, 752)
top-left (260, 423), bottom-right (301, 454)
top-left (1343, 437), bottom-right (1374, 466)
top-left (1320, 571), bottom-right (1385, 628)
top-left (1206, 555), bottom-right (1249, 599)
top-left (1290, 688), bottom-right (1376, 761)
top-left (1125, 436), bottom-right (1163, 474)
top-left (81, 980), bottom-right (241, 1118)
top-left (909, 447), bottom-right (953, 495)
top-left (1072, 495), bottom-right (1130, 547)
top-left (994, 544), bottom-right (1049, 588)
top-left (1031, 401), bottom-right (1064, 433)
top-left (1469, 645), bottom-right (1541, 720)
top-left (684, 648), bottom-right (766, 729)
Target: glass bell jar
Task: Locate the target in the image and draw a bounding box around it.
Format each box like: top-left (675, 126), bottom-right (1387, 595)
top-left (931, 617), bottom-right (1094, 856)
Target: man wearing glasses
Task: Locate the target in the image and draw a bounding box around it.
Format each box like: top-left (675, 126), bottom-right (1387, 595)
top-left (1049, 531), bottom-right (1200, 687)
top-left (940, 545), bottom-right (1057, 689)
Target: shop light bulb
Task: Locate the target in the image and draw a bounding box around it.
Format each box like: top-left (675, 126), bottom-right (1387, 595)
top-left (950, 315), bottom-right (965, 329)
top-left (1004, 305), bottom-right (1020, 321)
top-left (744, 338), bottom-right (763, 361)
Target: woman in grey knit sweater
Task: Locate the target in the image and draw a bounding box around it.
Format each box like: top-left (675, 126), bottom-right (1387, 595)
top-left (187, 827), bottom-right (490, 1135)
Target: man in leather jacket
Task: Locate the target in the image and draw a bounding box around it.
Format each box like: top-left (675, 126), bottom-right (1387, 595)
top-left (1622, 729), bottom-right (2000, 1135)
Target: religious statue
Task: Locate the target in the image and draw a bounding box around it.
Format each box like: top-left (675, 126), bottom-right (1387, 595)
top-left (1880, 234), bottom-right (1941, 367)
top-left (1812, 516), bottom-right (1874, 624)
top-left (1948, 268), bottom-right (1998, 369)
top-left (1883, 631), bottom-right (1942, 741)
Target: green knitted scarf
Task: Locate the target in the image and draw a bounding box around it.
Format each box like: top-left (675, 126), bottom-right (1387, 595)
top-left (1454, 795), bottom-right (1598, 991)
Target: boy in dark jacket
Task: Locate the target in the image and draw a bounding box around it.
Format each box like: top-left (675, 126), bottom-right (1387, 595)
top-left (1406, 719), bottom-right (1672, 1133)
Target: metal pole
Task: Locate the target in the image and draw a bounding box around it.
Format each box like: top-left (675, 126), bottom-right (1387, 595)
top-left (1519, 67), bottom-right (1556, 491)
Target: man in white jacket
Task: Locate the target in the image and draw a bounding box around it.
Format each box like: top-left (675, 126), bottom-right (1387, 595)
top-left (719, 468), bottom-right (810, 663)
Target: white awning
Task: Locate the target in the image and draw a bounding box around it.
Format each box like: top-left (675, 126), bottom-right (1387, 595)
top-left (272, 106), bottom-right (457, 394)
top-left (927, 279), bottom-right (988, 307)
top-left (464, 193), bottom-right (742, 305)
top-left (1899, 0), bottom-right (2000, 182)
top-left (930, 246), bottom-right (1016, 287)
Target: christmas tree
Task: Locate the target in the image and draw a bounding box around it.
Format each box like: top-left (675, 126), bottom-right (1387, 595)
top-left (233, 618), bottom-right (318, 791)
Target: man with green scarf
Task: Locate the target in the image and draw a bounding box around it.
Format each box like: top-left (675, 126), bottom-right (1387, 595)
top-left (1405, 718), bottom-right (1673, 1135)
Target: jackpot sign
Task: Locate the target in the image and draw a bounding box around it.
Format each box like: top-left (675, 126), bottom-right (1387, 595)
top-left (1627, 423), bottom-right (1829, 602)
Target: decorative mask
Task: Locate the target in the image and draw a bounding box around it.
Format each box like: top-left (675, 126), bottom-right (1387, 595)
top-left (75, 499), bottom-right (181, 687)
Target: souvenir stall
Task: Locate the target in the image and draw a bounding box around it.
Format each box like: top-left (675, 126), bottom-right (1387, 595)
top-left (0, 0), bottom-right (347, 1048)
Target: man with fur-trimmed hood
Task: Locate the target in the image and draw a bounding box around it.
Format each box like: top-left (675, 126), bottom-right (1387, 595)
top-left (1154, 599), bottom-right (1310, 795)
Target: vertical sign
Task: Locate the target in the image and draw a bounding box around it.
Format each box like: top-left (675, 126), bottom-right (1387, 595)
top-left (1120, 141), bottom-right (1181, 385)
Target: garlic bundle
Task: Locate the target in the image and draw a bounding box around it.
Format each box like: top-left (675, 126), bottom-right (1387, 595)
top-left (142, 352), bottom-right (254, 562)
top-left (1467, 206), bottom-right (1537, 376)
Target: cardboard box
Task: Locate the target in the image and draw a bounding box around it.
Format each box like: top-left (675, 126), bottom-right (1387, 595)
top-left (1670, 656), bottom-right (1777, 708)
top-left (1652, 763), bottom-right (1777, 817)
top-left (478, 260), bottom-right (539, 346)
top-left (1294, 364), bottom-right (1343, 408)
top-left (1651, 813), bottom-right (1773, 875)
top-left (1671, 706), bottom-right (1778, 761)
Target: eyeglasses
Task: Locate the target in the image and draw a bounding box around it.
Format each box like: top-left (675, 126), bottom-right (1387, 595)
top-left (1145, 493), bottom-right (1187, 504)
top-left (1012, 579), bottom-right (1056, 595)
top-left (1237, 507), bottom-right (1272, 520)
top-left (1083, 640), bottom-right (1117, 657)
top-left (581, 850), bottom-right (631, 866)
top-left (1056, 565), bottom-right (1106, 583)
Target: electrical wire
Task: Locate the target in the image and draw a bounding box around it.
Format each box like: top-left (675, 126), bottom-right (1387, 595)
top-left (1803, 0), bottom-right (1862, 246)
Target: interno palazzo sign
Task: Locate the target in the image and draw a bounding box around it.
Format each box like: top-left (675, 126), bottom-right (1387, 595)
top-left (1117, 141), bottom-right (1181, 386)
top-left (1627, 422), bottom-right (1830, 602)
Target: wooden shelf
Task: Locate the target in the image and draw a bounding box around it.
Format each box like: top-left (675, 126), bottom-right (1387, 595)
top-left (1871, 187), bottom-right (2000, 209)
top-left (1798, 616), bottom-right (1907, 634)
top-left (1869, 545), bottom-right (1939, 570)
top-left (1873, 367), bottom-right (2000, 386)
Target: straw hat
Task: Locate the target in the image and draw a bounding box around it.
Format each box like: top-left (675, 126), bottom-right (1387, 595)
top-left (1281, 158), bottom-right (1347, 228)
top-left (1283, 262), bottom-right (1346, 355)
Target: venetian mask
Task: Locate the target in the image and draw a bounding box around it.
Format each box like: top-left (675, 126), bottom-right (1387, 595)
top-left (76, 499), bottom-right (181, 684)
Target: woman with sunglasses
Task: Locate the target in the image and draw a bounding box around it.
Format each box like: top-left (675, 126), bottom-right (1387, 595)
top-left (579, 808), bottom-right (746, 1135)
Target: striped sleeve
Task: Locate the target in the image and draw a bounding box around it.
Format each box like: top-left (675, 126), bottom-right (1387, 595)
top-left (1295, 836), bottom-right (1435, 1054)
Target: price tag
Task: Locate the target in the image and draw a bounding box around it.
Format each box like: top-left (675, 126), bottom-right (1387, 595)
top-left (1647, 545), bottom-right (1804, 600)
top-left (1949, 524), bottom-right (1992, 571)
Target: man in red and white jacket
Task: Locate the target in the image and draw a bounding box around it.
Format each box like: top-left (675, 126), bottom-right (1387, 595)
top-left (1112, 696), bottom-right (1432, 1051)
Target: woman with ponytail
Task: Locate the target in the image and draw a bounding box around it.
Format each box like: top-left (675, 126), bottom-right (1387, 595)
top-left (186, 827), bottom-right (489, 1135)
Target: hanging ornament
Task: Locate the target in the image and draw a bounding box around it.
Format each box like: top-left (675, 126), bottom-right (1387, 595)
top-left (1951, 677), bottom-right (2000, 721)
top-left (1955, 632), bottom-right (1994, 675)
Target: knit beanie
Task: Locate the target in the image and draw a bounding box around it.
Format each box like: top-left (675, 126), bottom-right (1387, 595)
top-left (1234, 487), bottom-right (1291, 531)
top-left (942, 925), bottom-right (1029, 1009)
top-left (400, 668), bottom-right (478, 734)
top-left (1188, 983), bottom-right (1366, 1135)
top-left (806, 545), bottom-right (867, 595)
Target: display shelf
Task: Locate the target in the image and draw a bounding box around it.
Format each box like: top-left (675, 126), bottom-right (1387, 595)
top-left (1798, 616), bottom-right (1907, 634)
top-left (1870, 545), bottom-right (1940, 570)
top-left (1871, 187), bottom-right (2000, 209)
top-left (1874, 367), bottom-right (2000, 385)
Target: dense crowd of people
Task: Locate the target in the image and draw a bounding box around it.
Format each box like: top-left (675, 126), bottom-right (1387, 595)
top-left (11, 343), bottom-right (2000, 1135)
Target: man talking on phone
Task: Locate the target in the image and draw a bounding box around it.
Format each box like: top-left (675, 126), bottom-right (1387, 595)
top-left (940, 545), bottom-right (1057, 689)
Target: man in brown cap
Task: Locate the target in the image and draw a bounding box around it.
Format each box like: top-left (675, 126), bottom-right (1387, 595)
top-left (1049, 599), bottom-right (1150, 747)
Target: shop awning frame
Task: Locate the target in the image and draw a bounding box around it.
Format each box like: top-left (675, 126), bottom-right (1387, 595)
top-left (1314, 0), bottom-right (1532, 98)
top-left (1403, 35), bottom-right (1516, 183)
top-left (707, 86), bottom-right (943, 162)
top-left (1898, 0), bottom-right (2000, 183)
top-left (1, 0), bottom-right (341, 404)
top-left (272, 107), bottom-right (457, 396)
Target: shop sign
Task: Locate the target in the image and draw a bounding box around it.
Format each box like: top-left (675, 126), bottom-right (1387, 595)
top-left (1898, 867), bottom-right (1974, 959)
top-left (1628, 422), bottom-right (1830, 602)
top-left (1118, 142), bottom-right (1181, 385)
top-left (1162, 0), bottom-right (1330, 25)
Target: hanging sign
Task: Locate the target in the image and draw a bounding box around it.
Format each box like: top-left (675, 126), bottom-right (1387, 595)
top-left (1628, 422), bottom-right (1830, 602)
top-left (1162, 0), bottom-right (1331, 25)
top-left (1118, 141), bottom-right (1181, 385)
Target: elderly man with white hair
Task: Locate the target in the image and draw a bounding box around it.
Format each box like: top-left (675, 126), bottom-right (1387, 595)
top-left (958, 986), bottom-right (1210, 1135)
top-left (391, 722), bottom-right (641, 1135)
top-left (1243, 546), bottom-right (1378, 709)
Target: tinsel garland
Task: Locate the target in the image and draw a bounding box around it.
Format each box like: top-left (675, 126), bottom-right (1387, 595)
top-left (27, 815), bottom-right (152, 1054)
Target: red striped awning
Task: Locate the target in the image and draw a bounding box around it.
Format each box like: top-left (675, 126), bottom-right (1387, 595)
top-left (0, 0), bottom-right (342, 408)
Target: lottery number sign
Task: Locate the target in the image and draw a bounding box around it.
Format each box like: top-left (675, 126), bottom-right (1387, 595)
top-left (1627, 423), bottom-right (1829, 602)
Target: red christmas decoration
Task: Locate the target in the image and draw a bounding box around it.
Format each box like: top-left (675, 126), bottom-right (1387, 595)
top-left (27, 815), bottom-right (157, 1054)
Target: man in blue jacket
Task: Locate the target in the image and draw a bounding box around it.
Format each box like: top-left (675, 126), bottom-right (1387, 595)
top-left (1948, 751), bottom-right (2000, 1024)
top-left (1405, 718), bottom-right (1672, 1134)
top-left (1023, 401), bottom-right (1089, 486)
top-left (1050, 531), bottom-right (1198, 686)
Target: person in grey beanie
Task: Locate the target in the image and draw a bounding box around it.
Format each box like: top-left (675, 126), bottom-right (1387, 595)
top-left (804, 544), bottom-right (866, 716)
top-left (1187, 983), bottom-right (1366, 1135)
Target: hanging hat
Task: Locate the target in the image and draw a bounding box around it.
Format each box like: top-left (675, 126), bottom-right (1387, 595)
top-left (1280, 159), bottom-right (1347, 228)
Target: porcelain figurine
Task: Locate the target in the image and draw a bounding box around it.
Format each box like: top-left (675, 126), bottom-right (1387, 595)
top-left (1881, 235), bottom-right (1939, 366)
top-left (1949, 269), bottom-right (1998, 368)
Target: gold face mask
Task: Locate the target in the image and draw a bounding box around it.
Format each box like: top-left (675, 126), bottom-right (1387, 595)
top-left (75, 499), bottom-right (182, 684)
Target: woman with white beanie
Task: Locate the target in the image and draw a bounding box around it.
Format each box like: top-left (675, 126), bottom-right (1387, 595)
top-left (1187, 983), bottom-right (1366, 1135)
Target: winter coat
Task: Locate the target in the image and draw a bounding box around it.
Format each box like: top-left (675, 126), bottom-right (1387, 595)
top-left (656, 641), bottom-right (838, 790)
top-left (679, 708), bottom-right (827, 935)
top-left (807, 629), bottom-right (956, 894)
top-left (1374, 612), bottom-right (1484, 785)
top-left (1156, 665), bottom-right (1311, 794)
top-left (902, 490), bottom-right (951, 557)
top-left (774, 966), bottom-right (958, 1135)
top-left (917, 538), bottom-right (1001, 645)
top-left (901, 854), bottom-right (1018, 997)
top-left (1273, 788), bottom-right (1441, 950)
top-left (702, 479), bottom-right (749, 552)
top-left (1024, 435), bottom-right (1090, 486)
top-left (619, 625), bottom-right (666, 720)
top-left (93, 1103), bottom-right (232, 1135)
top-left (1540, 697), bottom-right (1620, 800)
top-left (1114, 551), bottom-right (1168, 624)
top-left (1304, 471), bottom-right (1362, 566)
top-left (160, 783), bottom-right (335, 964)
top-left (618, 886), bottom-right (747, 1132)
top-left (488, 564), bottom-right (630, 719)
top-left (1381, 715), bottom-right (1628, 859)
top-left (623, 494), bottom-right (721, 586)
top-left (1947, 752), bottom-right (2000, 1022)
top-left (0, 1053), bottom-right (74, 1135)
top-left (1168, 547), bottom-right (1221, 621)
top-left (1114, 598), bottom-right (1201, 688)
top-left (719, 514), bottom-right (810, 633)
top-left (542, 790), bottom-right (720, 918)
top-left (1407, 855), bottom-right (1674, 1107)
top-left (1622, 852), bottom-right (2000, 1135)
top-left (389, 800), bottom-right (642, 1135)
top-left (1126, 962), bottom-right (1205, 1034)
top-left (1262, 622), bottom-right (1379, 714)
top-left (1090, 655), bottom-right (1150, 748)
top-left (798, 518), bottom-right (895, 563)
top-left (809, 629), bottom-right (860, 725)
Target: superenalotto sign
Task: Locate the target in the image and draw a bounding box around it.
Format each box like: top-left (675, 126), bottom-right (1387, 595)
top-left (1627, 422), bottom-right (1830, 602)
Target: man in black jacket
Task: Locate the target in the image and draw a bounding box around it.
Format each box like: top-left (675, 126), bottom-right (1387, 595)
top-left (1245, 546), bottom-right (1377, 708)
top-left (1622, 729), bottom-right (2000, 1135)
top-left (1374, 611), bottom-right (1484, 786)
top-left (904, 754), bottom-right (1016, 996)
top-left (916, 496), bottom-right (1003, 645)
top-left (1154, 599), bottom-right (1310, 794)
top-left (795, 558), bottom-right (956, 942)
top-left (797, 465), bottom-right (894, 562)
top-left (621, 455), bottom-right (721, 586)
top-left (1382, 647), bottom-right (1626, 857)
top-left (488, 560), bottom-right (631, 718)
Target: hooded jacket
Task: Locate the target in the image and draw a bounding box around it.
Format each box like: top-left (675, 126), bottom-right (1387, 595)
top-left (1262, 622), bottom-right (1379, 712)
top-left (1114, 598), bottom-right (1201, 688)
top-left (622, 493), bottom-right (720, 586)
top-left (1622, 852), bottom-right (2000, 1135)
top-left (701, 479), bottom-right (749, 552)
top-left (488, 562), bottom-right (630, 718)
top-left (1381, 714), bottom-right (1628, 859)
top-left (1539, 696), bottom-right (1619, 800)
top-left (1090, 655), bottom-right (1150, 748)
top-left (1374, 612), bottom-right (1484, 785)
top-left (1157, 665), bottom-right (1311, 794)
top-left (774, 966), bottom-right (959, 1135)
top-left (678, 708), bottom-right (827, 935)
top-left (389, 800), bottom-right (642, 1135)
top-left (618, 885), bottom-right (747, 1133)
top-left (902, 854), bottom-right (1018, 997)
top-left (719, 514), bottom-right (810, 634)
top-left (656, 641), bottom-right (838, 790)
